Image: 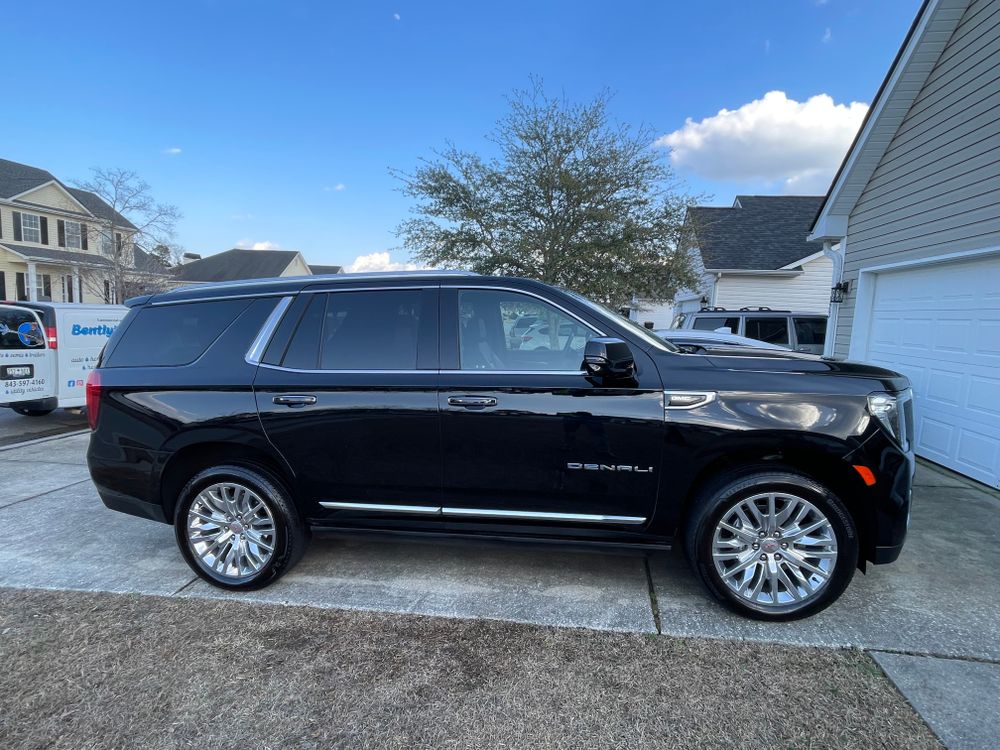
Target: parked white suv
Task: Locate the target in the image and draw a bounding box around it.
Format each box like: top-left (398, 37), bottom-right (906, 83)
top-left (673, 308), bottom-right (827, 354)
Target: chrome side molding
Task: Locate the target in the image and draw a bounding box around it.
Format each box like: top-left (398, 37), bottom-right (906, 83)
top-left (319, 501), bottom-right (646, 525)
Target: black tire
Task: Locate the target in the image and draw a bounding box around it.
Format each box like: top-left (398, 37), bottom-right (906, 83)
top-left (684, 469), bottom-right (858, 621)
top-left (12, 406), bottom-right (55, 417)
top-left (174, 464), bottom-right (308, 591)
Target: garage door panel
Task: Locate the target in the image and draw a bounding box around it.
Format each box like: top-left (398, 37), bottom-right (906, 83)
top-left (866, 253), bottom-right (1000, 489)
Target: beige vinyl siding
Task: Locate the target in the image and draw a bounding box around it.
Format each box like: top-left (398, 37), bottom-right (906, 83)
top-left (15, 183), bottom-right (86, 214)
top-left (714, 255), bottom-right (833, 313)
top-left (281, 253), bottom-right (311, 277)
top-left (836, 0), bottom-right (1000, 357)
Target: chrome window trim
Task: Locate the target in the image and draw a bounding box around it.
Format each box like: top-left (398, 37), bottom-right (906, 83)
top-left (445, 369), bottom-right (588, 376)
top-left (319, 501), bottom-right (441, 515)
top-left (245, 296), bottom-right (293, 365)
top-left (256, 363), bottom-right (587, 376)
top-left (663, 390), bottom-right (718, 410)
top-left (317, 502), bottom-right (646, 525)
top-left (300, 285), bottom-right (437, 294)
top-left (257, 363), bottom-right (431, 375)
top-left (440, 507), bottom-right (646, 524)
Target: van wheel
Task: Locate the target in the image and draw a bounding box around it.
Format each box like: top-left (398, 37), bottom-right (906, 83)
top-left (684, 470), bottom-right (858, 620)
top-left (174, 464), bottom-right (308, 590)
top-left (11, 406), bottom-right (54, 417)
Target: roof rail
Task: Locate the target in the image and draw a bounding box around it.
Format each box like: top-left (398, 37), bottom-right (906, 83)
top-left (738, 306), bottom-right (790, 312)
top-left (698, 306), bottom-right (729, 312)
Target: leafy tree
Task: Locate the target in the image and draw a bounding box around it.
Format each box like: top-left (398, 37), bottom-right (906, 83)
top-left (394, 81), bottom-right (701, 308)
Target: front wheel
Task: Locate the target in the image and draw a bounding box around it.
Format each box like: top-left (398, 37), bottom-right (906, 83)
top-left (174, 464), bottom-right (308, 590)
top-left (685, 470), bottom-right (858, 620)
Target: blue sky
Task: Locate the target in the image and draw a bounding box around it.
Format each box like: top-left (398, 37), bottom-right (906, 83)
top-left (2, 0), bottom-right (922, 270)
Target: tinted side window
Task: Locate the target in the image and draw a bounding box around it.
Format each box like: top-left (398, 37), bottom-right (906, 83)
top-left (105, 300), bottom-right (250, 367)
top-left (745, 317), bottom-right (789, 345)
top-left (0, 308), bottom-right (44, 349)
top-left (692, 316), bottom-right (739, 333)
top-left (281, 294), bottom-right (325, 369)
top-left (793, 317), bottom-right (827, 346)
top-left (281, 290), bottom-right (423, 370)
top-left (459, 289), bottom-right (597, 371)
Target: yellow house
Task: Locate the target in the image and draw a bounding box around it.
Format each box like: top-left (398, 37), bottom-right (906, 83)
top-left (0, 157), bottom-right (138, 303)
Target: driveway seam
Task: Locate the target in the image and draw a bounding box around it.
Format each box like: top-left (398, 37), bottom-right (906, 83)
top-left (0, 479), bottom-right (93, 512)
top-left (644, 557), bottom-right (662, 635)
top-left (170, 578), bottom-right (200, 596)
top-left (866, 646), bottom-right (1000, 667)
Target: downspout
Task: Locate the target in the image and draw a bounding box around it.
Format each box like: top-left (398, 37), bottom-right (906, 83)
top-left (822, 240), bottom-right (844, 358)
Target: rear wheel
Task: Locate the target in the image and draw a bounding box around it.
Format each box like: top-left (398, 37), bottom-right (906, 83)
top-left (685, 470), bottom-right (858, 620)
top-left (11, 406), bottom-right (55, 417)
top-left (174, 464), bottom-right (308, 590)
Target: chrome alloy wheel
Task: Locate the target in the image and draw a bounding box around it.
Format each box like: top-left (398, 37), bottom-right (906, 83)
top-left (711, 492), bottom-right (838, 608)
top-left (186, 482), bottom-right (277, 581)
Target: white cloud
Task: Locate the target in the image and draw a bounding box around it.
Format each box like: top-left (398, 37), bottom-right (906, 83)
top-left (347, 251), bottom-right (424, 273)
top-left (230, 212), bottom-right (254, 220)
top-left (393, 12), bottom-right (401, 20)
top-left (235, 239), bottom-right (282, 250)
top-left (656, 91), bottom-right (867, 193)
top-left (162, 147), bottom-right (182, 156)
top-left (822, 27), bottom-right (832, 43)
top-left (323, 183), bottom-right (347, 192)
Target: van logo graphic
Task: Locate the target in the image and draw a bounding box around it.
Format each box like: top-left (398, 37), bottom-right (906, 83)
top-left (71, 324), bottom-right (116, 337)
top-left (0, 322), bottom-right (44, 347)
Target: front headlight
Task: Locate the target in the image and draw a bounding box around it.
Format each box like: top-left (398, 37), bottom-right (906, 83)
top-left (868, 389), bottom-right (912, 450)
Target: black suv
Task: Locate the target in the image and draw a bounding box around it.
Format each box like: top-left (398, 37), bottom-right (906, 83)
top-left (87, 272), bottom-right (914, 620)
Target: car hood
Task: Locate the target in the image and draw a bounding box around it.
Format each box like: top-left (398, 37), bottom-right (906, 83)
top-left (699, 347), bottom-right (911, 391)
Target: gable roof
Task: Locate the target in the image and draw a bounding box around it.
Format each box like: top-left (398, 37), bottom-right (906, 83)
top-left (686, 195), bottom-right (827, 270)
top-left (308, 264), bottom-right (343, 275)
top-left (172, 248), bottom-right (304, 283)
top-left (0, 157), bottom-right (138, 231)
top-left (809, 0), bottom-right (968, 240)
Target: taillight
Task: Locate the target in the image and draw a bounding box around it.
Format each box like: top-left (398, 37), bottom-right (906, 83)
top-left (46, 326), bottom-right (57, 349)
top-left (86, 370), bottom-right (102, 430)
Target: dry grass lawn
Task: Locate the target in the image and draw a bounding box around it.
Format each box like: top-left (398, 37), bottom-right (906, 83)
top-left (0, 587), bottom-right (939, 749)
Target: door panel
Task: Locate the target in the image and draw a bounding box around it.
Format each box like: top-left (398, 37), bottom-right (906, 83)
top-left (254, 287), bottom-right (441, 515)
top-left (439, 375), bottom-right (665, 521)
top-left (439, 287), bottom-right (664, 524)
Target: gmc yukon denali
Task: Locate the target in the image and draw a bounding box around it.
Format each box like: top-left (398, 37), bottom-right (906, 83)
top-left (86, 272), bottom-right (914, 620)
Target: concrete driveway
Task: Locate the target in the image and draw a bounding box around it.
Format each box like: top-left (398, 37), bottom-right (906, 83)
top-left (2, 432), bottom-right (999, 748)
top-left (0, 405), bottom-right (87, 447)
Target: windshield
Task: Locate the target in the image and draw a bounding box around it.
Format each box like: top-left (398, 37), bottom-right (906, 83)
top-left (562, 290), bottom-right (678, 353)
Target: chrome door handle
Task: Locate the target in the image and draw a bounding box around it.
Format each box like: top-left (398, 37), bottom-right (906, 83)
top-left (272, 394), bottom-right (317, 407)
top-left (447, 396), bottom-right (497, 409)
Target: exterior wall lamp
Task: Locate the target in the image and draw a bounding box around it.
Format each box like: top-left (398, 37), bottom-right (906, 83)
top-left (830, 280), bottom-right (850, 304)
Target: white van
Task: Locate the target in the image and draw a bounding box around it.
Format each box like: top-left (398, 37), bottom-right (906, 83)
top-left (0, 302), bottom-right (128, 416)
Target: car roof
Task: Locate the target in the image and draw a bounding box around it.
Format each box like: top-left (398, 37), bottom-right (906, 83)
top-left (137, 271), bottom-right (581, 307)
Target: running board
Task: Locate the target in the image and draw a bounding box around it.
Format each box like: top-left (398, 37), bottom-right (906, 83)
top-left (319, 501), bottom-right (646, 525)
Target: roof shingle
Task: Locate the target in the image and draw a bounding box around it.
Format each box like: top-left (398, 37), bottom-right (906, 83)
top-left (686, 195), bottom-right (826, 270)
top-left (172, 248), bottom-right (303, 282)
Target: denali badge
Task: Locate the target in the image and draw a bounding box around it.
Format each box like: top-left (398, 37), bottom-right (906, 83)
top-left (567, 463), bottom-right (653, 473)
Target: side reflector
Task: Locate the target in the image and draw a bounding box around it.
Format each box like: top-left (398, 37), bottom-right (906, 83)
top-left (853, 464), bottom-right (876, 486)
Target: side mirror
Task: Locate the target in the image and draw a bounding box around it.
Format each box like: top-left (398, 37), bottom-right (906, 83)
top-left (583, 338), bottom-right (635, 379)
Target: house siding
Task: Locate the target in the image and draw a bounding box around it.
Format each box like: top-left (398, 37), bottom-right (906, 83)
top-left (835, 0), bottom-right (1000, 356)
top-left (15, 183), bottom-right (85, 214)
top-left (714, 255), bottom-right (833, 313)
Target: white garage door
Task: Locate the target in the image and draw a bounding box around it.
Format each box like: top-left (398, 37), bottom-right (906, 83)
top-left (865, 253), bottom-right (1000, 489)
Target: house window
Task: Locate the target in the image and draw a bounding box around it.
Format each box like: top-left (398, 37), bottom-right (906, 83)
top-left (15, 273), bottom-right (27, 301)
top-left (104, 279), bottom-right (111, 304)
top-left (21, 214), bottom-right (41, 243)
top-left (65, 221), bottom-right (83, 249)
top-left (62, 275), bottom-right (75, 303)
top-left (101, 231), bottom-right (113, 255)
top-left (35, 274), bottom-right (52, 301)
